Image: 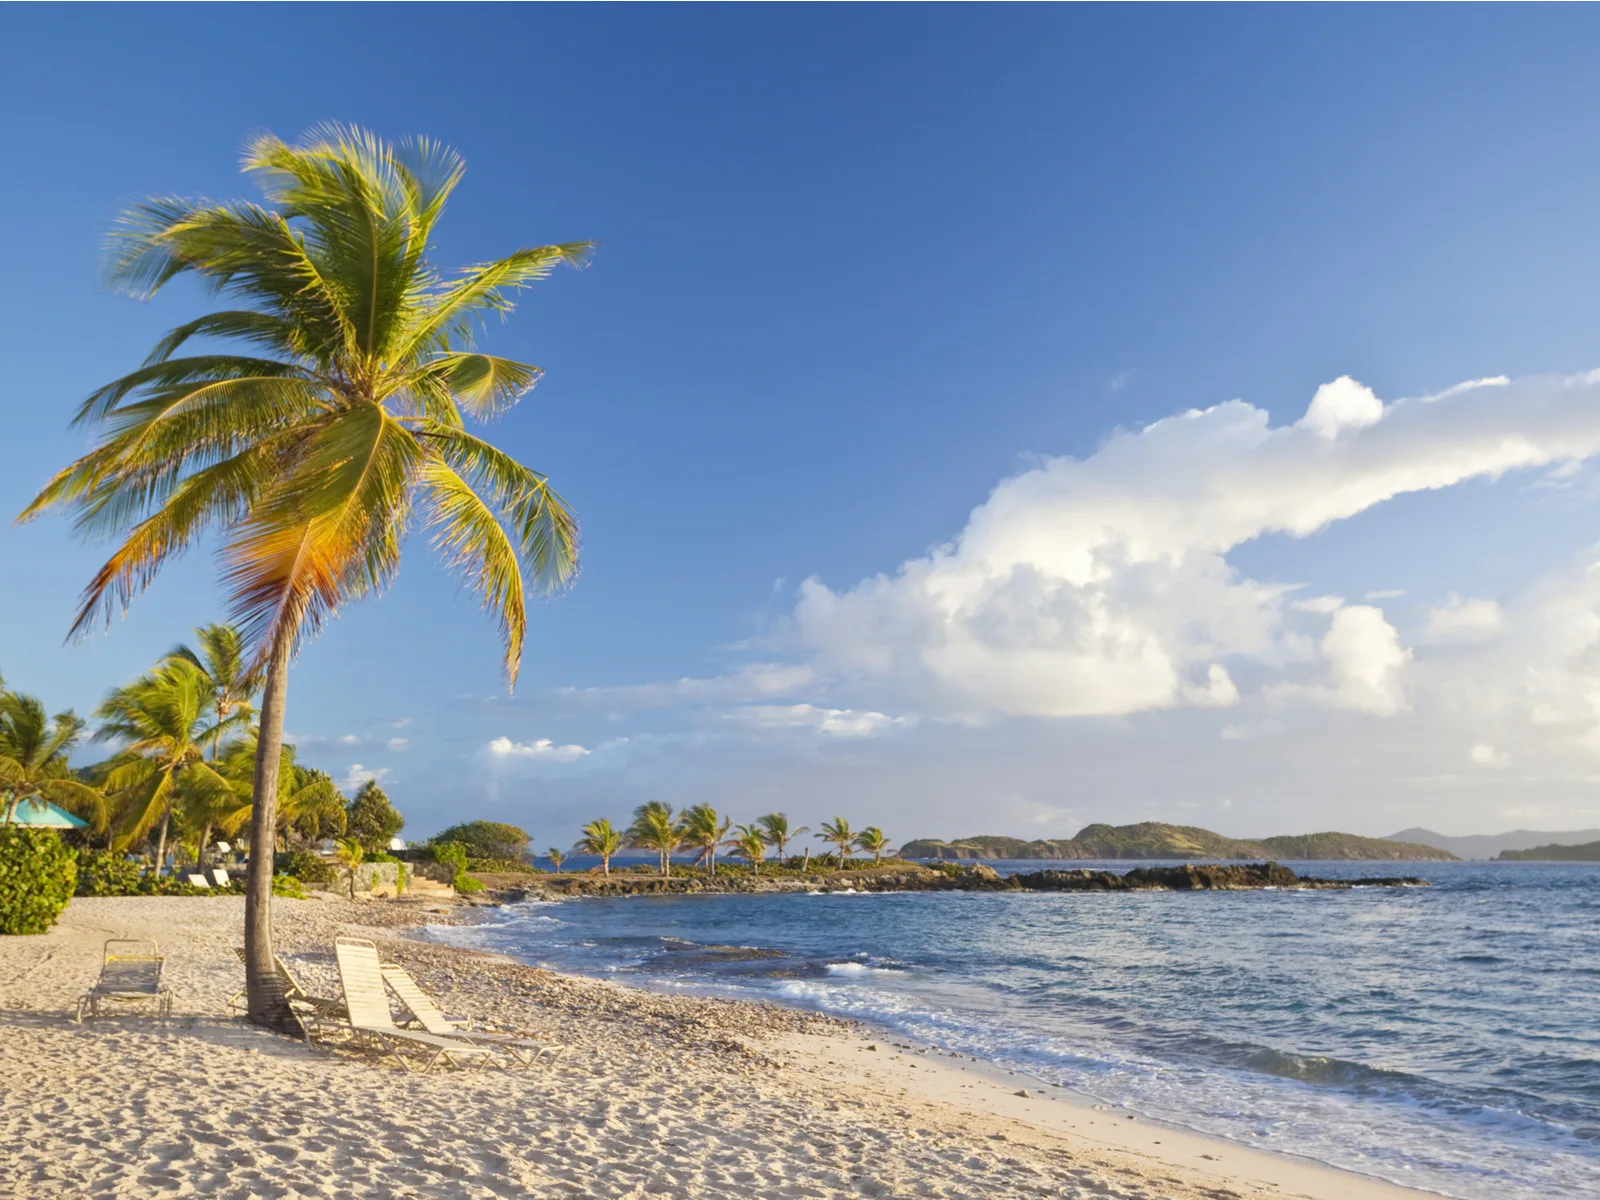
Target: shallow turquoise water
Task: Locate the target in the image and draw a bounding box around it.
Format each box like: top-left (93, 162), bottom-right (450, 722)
top-left (424, 860), bottom-right (1600, 1200)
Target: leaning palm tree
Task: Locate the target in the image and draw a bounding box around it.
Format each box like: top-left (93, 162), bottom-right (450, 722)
top-left (854, 826), bottom-right (893, 864)
top-left (575, 818), bottom-right (623, 876)
top-left (333, 837), bottom-right (365, 899)
top-left (818, 816), bottom-right (856, 866)
top-left (680, 804), bottom-right (732, 877)
top-left (0, 693), bottom-right (105, 827)
top-left (165, 623), bottom-right (261, 759)
top-left (627, 800), bottom-right (684, 877)
top-left (725, 823), bottom-right (768, 872)
top-left (96, 661), bottom-right (237, 876)
top-left (546, 847), bottom-right (564, 874)
top-left (756, 812), bottom-right (808, 863)
top-left (20, 127), bottom-right (587, 1030)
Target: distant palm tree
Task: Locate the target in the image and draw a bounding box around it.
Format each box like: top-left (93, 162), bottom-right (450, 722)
top-left (576, 818), bottom-right (623, 876)
top-left (855, 826), bottom-right (893, 864)
top-left (547, 847), bottom-right (564, 874)
top-left (725, 823), bottom-right (768, 871)
top-left (0, 692), bottom-right (104, 828)
top-left (96, 662), bottom-right (235, 874)
top-left (680, 804), bottom-right (732, 877)
top-left (756, 812), bottom-right (809, 863)
top-left (20, 126), bottom-right (588, 1029)
top-left (214, 738), bottom-right (344, 851)
top-left (164, 623), bottom-right (261, 759)
top-left (333, 837), bottom-right (365, 899)
top-left (818, 816), bottom-right (856, 866)
top-left (628, 800), bottom-right (684, 877)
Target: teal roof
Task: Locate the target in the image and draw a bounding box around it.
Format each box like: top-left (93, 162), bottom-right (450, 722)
top-left (8, 798), bottom-right (89, 829)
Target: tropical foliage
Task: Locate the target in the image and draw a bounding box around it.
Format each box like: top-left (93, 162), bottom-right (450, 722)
top-left (818, 816), bottom-right (856, 862)
top-left (626, 801), bottom-right (683, 877)
top-left (430, 820), bottom-right (529, 862)
top-left (680, 804), bottom-right (731, 877)
top-left (0, 685), bottom-right (104, 828)
top-left (854, 826), bottom-right (893, 863)
top-left (95, 660), bottom-right (237, 873)
top-left (333, 837), bottom-right (364, 899)
top-left (21, 125), bottom-right (587, 1026)
top-left (756, 812), bottom-right (807, 860)
top-left (575, 818), bottom-right (623, 876)
top-left (345, 779), bottom-right (404, 852)
top-left (0, 826), bottom-right (78, 934)
top-left (724, 823), bottom-right (767, 868)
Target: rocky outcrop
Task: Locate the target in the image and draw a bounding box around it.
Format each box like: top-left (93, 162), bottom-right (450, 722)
top-left (486, 860), bottom-right (1423, 903)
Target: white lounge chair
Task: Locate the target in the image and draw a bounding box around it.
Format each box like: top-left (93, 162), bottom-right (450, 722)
top-left (211, 868), bottom-right (230, 887)
top-left (380, 962), bottom-right (567, 1067)
top-left (332, 937), bottom-right (495, 1071)
top-left (76, 939), bottom-right (172, 1021)
top-left (186, 873), bottom-right (211, 888)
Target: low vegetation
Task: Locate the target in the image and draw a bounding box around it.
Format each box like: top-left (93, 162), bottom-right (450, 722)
top-left (899, 822), bottom-right (1458, 862)
top-left (0, 826), bottom-right (77, 934)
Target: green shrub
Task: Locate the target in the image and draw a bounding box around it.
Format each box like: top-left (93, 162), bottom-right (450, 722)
top-left (431, 821), bottom-right (531, 862)
top-left (275, 850), bottom-right (337, 887)
top-left (272, 874), bottom-right (309, 899)
top-left (465, 856), bottom-right (542, 874)
top-left (74, 849), bottom-right (145, 897)
top-left (432, 842), bottom-right (486, 893)
top-left (0, 827), bottom-right (78, 934)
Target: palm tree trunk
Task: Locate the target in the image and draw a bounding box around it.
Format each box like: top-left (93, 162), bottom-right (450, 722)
top-left (802, 847), bottom-right (810, 873)
top-left (198, 822), bottom-right (212, 869)
top-left (601, 852), bottom-right (610, 876)
top-left (153, 807), bottom-right (171, 882)
top-left (244, 627), bottom-right (297, 1033)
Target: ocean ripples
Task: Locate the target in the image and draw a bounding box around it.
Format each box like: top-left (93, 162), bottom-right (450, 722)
top-left (425, 861), bottom-right (1600, 1200)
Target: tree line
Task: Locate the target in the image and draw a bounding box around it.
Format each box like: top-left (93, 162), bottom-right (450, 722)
top-left (0, 624), bottom-right (405, 872)
top-left (572, 806), bottom-right (894, 876)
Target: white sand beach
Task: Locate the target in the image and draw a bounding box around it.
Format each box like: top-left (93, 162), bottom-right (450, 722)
top-left (0, 897), bottom-right (1434, 1200)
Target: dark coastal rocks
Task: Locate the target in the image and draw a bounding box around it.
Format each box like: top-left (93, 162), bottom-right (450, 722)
top-left (490, 859), bottom-right (1425, 903)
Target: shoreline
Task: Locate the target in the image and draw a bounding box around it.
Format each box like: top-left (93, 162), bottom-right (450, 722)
top-left (433, 889), bottom-right (1443, 1200)
top-left (0, 894), bottom-right (1441, 1199)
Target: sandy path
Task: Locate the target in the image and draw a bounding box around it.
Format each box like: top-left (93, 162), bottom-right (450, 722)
top-left (0, 897), bottom-right (1433, 1200)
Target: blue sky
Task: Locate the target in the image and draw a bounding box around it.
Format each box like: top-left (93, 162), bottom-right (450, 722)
top-left (7, 6), bottom-right (1600, 844)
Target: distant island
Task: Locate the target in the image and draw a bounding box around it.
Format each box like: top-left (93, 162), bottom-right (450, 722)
top-left (1385, 826), bottom-right (1600, 860)
top-left (900, 822), bottom-right (1458, 861)
top-left (1496, 839), bottom-right (1600, 862)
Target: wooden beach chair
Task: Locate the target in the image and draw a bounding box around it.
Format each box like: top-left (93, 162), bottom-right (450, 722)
top-left (380, 962), bottom-right (567, 1067)
top-left (229, 947), bottom-right (347, 1039)
top-left (76, 939), bottom-right (172, 1021)
top-left (333, 937), bottom-right (495, 1071)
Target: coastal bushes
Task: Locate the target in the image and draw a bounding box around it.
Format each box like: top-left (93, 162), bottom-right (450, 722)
top-left (433, 842), bottom-right (485, 893)
top-left (275, 849), bottom-right (337, 887)
top-left (431, 821), bottom-right (530, 863)
top-left (74, 850), bottom-right (239, 896)
top-left (0, 827), bottom-right (78, 934)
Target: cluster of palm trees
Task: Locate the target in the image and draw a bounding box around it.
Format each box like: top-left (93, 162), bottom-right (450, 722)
top-left (0, 625), bottom-right (346, 872)
top-left (573, 806), bottom-right (895, 877)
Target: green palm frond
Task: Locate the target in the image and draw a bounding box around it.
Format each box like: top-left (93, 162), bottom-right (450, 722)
top-left (23, 126), bottom-right (591, 889)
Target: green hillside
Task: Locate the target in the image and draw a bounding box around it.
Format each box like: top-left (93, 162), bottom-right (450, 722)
top-left (1496, 839), bottom-right (1600, 861)
top-left (901, 822), bottom-right (1456, 861)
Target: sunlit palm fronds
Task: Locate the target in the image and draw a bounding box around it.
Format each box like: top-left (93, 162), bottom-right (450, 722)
top-left (21, 124), bottom-right (588, 686)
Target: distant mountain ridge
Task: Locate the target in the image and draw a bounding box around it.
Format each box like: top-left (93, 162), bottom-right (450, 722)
top-left (901, 822), bottom-right (1457, 862)
top-left (1496, 839), bottom-right (1600, 862)
top-left (1384, 827), bottom-right (1600, 860)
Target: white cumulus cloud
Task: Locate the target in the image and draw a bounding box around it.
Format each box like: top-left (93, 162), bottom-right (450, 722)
top-left (730, 704), bottom-right (915, 737)
top-left (1469, 743), bottom-right (1510, 767)
top-left (341, 764), bottom-right (390, 790)
top-left (790, 371), bottom-right (1600, 718)
top-left (1425, 594), bottom-right (1505, 642)
top-left (486, 736), bottom-right (591, 762)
